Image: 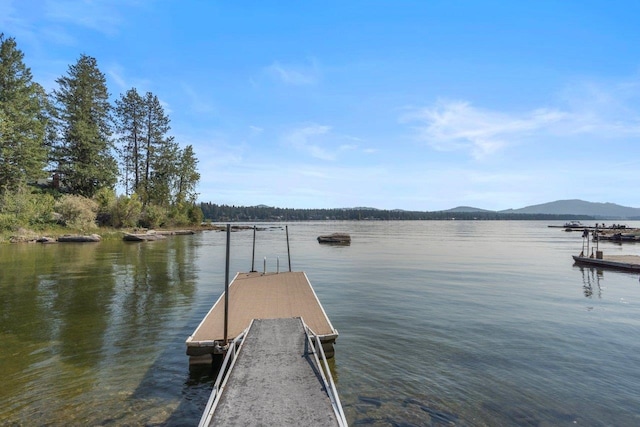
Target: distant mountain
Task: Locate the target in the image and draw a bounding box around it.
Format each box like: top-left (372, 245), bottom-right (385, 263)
top-left (500, 199), bottom-right (640, 218)
top-left (442, 206), bottom-right (494, 213)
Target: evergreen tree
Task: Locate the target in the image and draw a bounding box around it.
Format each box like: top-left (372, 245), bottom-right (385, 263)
top-left (114, 88), bottom-right (145, 195)
top-left (175, 144), bottom-right (200, 204)
top-left (0, 34), bottom-right (50, 194)
top-left (148, 136), bottom-right (178, 206)
top-left (114, 88), bottom-right (200, 211)
top-left (52, 54), bottom-right (117, 197)
top-left (141, 91), bottom-right (170, 205)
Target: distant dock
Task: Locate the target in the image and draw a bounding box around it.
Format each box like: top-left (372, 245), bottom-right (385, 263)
top-left (573, 254), bottom-right (640, 271)
top-left (186, 271), bottom-right (339, 360)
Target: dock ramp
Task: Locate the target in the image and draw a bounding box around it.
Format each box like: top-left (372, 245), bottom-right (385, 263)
top-left (199, 317), bottom-right (347, 426)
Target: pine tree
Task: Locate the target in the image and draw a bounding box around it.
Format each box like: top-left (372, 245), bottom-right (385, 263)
top-left (0, 34), bottom-right (50, 194)
top-left (148, 136), bottom-right (179, 207)
top-left (52, 54), bottom-right (117, 197)
top-left (141, 92), bottom-right (170, 205)
top-left (114, 88), bottom-right (201, 211)
top-left (175, 144), bottom-right (200, 204)
top-left (114, 88), bottom-right (145, 195)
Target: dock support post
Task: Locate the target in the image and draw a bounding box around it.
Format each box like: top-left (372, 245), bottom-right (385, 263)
top-left (286, 225), bottom-right (292, 272)
top-left (251, 226), bottom-right (257, 272)
top-left (224, 224), bottom-right (230, 347)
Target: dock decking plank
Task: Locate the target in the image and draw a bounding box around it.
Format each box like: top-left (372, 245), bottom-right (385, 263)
top-left (188, 272), bottom-right (336, 352)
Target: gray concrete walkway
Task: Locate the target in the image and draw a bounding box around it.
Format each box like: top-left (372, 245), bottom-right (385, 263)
top-left (206, 318), bottom-right (341, 426)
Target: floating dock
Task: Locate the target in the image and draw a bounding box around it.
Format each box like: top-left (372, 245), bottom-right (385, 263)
top-left (186, 271), bottom-right (339, 359)
top-left (573, 254), bottom-right (640, 271)
top-left (190, 226), bottom-right (345, 425)
top-left (198, 317), bottom-right (346, 426)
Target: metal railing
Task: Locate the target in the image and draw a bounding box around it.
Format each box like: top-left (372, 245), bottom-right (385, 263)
top-left (303, 321), bottom-right (348, 426)
top-left (198, 326), bottom-right (250, 427)
top-left (198, 319), bottom-right (347, 427)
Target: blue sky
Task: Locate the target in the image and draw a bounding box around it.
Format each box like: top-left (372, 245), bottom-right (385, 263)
top-left (3, 1), bottom-right (640, 210)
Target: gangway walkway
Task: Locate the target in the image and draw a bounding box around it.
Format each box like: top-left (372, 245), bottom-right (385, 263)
top-left (199, 317), bottom-right (347, 426)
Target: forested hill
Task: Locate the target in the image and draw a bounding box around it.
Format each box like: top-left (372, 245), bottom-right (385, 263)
top-left (200, 203), bottom-right (593, 222)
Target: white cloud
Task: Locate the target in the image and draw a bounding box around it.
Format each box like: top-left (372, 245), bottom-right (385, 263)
top-left (249, 125), bottom-right (263, 136)
top-left (107, 65), bottom-right (129, 91)
top-left (556, 78), bottom-right (640, 137)
top-left (0, 0), bottom-right (22, 30)
top-left (44, 0), bottom-right (125, 36)
top-left (180, 83), bottom-right (217, 115)
top-left (402, 100), bottom-right (567, 159)
top-left (283, 124), bottom-right (334, 160)
top-left (281, 124), bottom-right (375, 161)
top-left (266, 58), bottom-right (320, 85)
top-left (402, 80), bottom-right (640, 161)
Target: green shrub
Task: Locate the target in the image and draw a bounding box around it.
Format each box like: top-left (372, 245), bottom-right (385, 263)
top-left (167, 202), bottom-right (190, 226)
top-left (140, 203), bottom-right (166, 229)
top-left (55, 195), bottom-right (98, 231)
top-left (0, 213), bottom-right (18, 230)
top-left (0, 185), bottom-right (56, 230)
top-left (111, 194), bottom-right (142, 228)
top-left (93, 187), bottom-right (116, 226)
top-left (188, 204), bottom-right (204, 225)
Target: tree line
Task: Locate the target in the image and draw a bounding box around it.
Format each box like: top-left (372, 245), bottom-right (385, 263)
top-left (200, 203), bottom-right (595, 222)
top-left (0, 34), bottom-right (201, 232)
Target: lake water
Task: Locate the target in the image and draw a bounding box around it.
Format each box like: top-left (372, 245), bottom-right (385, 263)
top-left (2, 221), bottom-right (640, 426)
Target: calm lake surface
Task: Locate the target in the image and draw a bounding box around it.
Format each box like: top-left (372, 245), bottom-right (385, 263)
top-left (2, 221), bottom-right (640, 426)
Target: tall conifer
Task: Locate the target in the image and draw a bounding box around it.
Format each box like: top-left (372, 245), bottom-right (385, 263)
top-left (175, 145), bottom-right (200, 204)
top-left (0, 34), bottom-right (50, 194)
top-left (115, 88), bottom-right (145, 195)
top-left (52, 54), bottom-right (117, 197)
top-left (141, 92), bottom-right (170, 205)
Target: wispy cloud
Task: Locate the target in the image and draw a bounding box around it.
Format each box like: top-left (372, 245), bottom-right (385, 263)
top-left (557, 77), bottom-right (640, 136)
top-left (282, 124), bottom-right (375, 161)
top-left (403, 79), bottom-right (640, 160)
top-left (106, 63), bottom-right (151, 93)
top-left (44, 0), bottom-right (125, 36)
top-left (284, 124), bottom-right (334, 160)
top-left (249, 125), bottom-right (264, 136)
top-left (0, 0), bottom-right (41, 43)
top-left (266, 58), bottom-right (320, 85)
top-left (402, 100), bottom-right (567, 159)
top-left (181, 83), bottom-right (217, 115)
top-left (0, 0), bottom-right (20, 29)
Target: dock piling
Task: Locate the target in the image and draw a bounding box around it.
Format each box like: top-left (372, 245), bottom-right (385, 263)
top-left (286, 225), bottom-right (292, 272)
top-left (250, 226), bottom-right (257, 272)
top-left (224, 224), bottom-right (230, 347)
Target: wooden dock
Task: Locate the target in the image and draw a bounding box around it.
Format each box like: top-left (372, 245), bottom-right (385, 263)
top-left (199, 318), bottom-right (346, 426)
top-left (573, 254), bottom-right (640, 271)
top-left (186, 271), bottom-right (339, 358)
